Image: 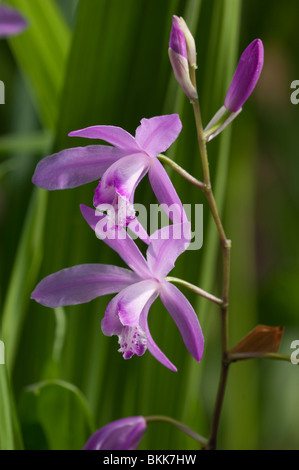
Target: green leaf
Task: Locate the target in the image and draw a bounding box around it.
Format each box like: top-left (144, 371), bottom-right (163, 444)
top-left (0, 364), bottom-right (23, 449)
top-left (6, 0), bottom-right (71, 129)
top-left (19, 379), bottom-right (95, 449)
top-left (0, 131), bottom-right (53, 155)
top-left (2, 189), bottom-right (48, 372)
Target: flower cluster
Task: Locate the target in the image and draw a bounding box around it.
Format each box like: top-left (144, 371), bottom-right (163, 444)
top-left (31, 113), bottom-right (203, 370)
top-left (31, 14), bottom-right (264, 450)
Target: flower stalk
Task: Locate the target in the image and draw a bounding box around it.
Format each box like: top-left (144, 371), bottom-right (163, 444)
top-left (166, 277), bottom-right (223, 306)
top-left (157, 153), bottom-right (205, 190)
top-left (190, 60), bottom-right (232, 451)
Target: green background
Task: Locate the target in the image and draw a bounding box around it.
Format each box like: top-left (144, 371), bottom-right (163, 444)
top-left (0, 0), bottom-right (298, 450)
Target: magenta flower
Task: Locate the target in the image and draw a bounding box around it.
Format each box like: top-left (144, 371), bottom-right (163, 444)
top-left (31, 205), bottom-right (204, 372)
top-left (84, 416), bottom-right (147, 450)
top-left (168, 16), bottom-right (198, 101)
top-left (0, 4), bottom-right (27, 38)
top-left (224, 39), bottom-right (264, 113)
top-left (32, 114), bottom-right (186, 226)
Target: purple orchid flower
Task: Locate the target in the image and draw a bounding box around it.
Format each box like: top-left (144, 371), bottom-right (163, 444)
top-left (32, 114), bottom-right (187, 226)
top-left (0, 4), bottom-right (27, 38)
top-left (31, 205), bottom-right (204, 372)
top-left (84, 416), bottom-right (147, 450)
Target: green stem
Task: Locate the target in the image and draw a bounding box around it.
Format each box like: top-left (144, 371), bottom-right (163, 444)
top-left (190, 69), bottom-right (210, 186)
top-left (190, 66), bottom-right (231, 450)
top-left (166, 277), bottom-right (223, 306)
top-left (157, 154), bottom-right (205, 190)
top-left (145, 415), bottom-right (208, 448)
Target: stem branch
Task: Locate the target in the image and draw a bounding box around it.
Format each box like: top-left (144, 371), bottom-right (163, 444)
top-left (166, 276), bottom-right (223, 306)
top-left (157, 154), bottom-right (205, 190)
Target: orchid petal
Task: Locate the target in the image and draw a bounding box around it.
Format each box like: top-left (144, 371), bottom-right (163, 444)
top-left (32, 146), bottom-right (125, 190)
top-left (83, 416), bottom-right (147, 450)
top-left (118, 280), bottom-right (159, 326)
top-left (102, 281), bottom-right (159, 360)
top-left (127, 219), bottom-right (150, 245)
top-left (31, 264), bottom-right (139, 308)
top-left (69, 125), bottom-right (140, 152)
top-left (160, 281), bottom-right (204, 362)
top-left (148, 157), bottom-right (188, 223)
top-left (102, 280), bottom-right (158, 334)
top-left (135, 114), bottom-right (182, 157)
top-left (139, 296), bottom-right (178, 372)
top-left (80, 205), bottom-right (151, 278)
top-left (0, 4), bottom-right (27, 38)
top-left (147, 223), bottom-right (191, 279)
top-left (93, 153), bottom-right (150, 210)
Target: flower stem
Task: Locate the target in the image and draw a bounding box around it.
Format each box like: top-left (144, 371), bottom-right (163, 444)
top-left (190, 69), bottom-right (210, 186)
top-left (145, 415), bottom-right (208, 448)
top-left (157, 154), bottom-right (205, 190)
top-left (228, 352), bottom-right (295, 364)
top-left (190, 66), bottom-right (231, 450)
top-left (206, 363), bottom-right (229, 450)
top-left (166, 276), bottom-right (223, 306)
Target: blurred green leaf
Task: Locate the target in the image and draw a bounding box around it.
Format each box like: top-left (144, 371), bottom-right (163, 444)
top-left (2, 189), bottom-right (48, 371)
top-left (0, 364), bottom-right (23, 449)
top-left (0, 131), bottom-right (53, 155)
top-left (19, 379), bottom-right (94, 449)
top-left (2, 0), bottom-right (70, 373)
top-left (6, 0), bottom-right (71, 129)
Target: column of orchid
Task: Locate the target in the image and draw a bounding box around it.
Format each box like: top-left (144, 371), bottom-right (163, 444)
top-left (31, 15), bottom-right (285, 450)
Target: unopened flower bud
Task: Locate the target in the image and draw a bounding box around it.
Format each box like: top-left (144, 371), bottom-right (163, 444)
top-left (204, 39), bottom-right (264, 142)
top-left (168, 16), bottom-right (198, 102)
top-left (224, 39), bottom-right (264, 112)
top-left (176, 16), bottom-right (197, 68)
top-left (83, 416), bottom-right (147, 450)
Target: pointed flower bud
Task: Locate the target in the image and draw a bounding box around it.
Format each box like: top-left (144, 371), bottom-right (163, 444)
top-left (176, 16), bottom-right (197, 68)
top-left (224, 39), bottom-right (264, 113)
top-left (168, 16), bottom-right (198, 102)
top-left (204, 39), bottom-right (264, 142)
top-left (83, 416), bottom-right (147, 450)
